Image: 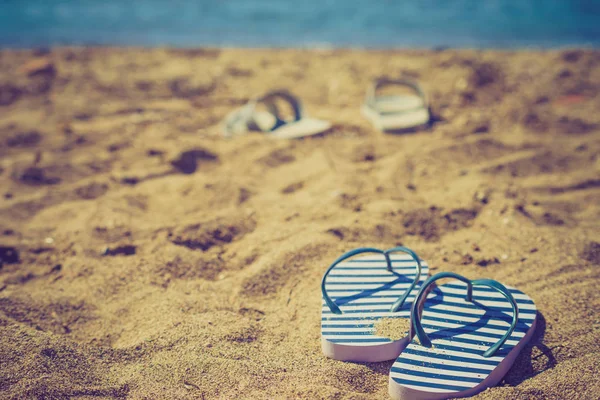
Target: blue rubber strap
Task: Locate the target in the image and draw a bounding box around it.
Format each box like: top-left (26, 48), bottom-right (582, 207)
top-left (386, 246), bottom-right (422, 312)
top-left (321, 246), bottom-right (422, 315)
top-left (411, 272), bottom-right (519, 358)
top-left (471, 279), bottom-right (519, 357)
top-left (321, 248), bottom-right (385, 315)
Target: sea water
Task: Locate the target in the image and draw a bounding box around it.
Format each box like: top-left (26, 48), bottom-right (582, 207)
top-left (1, 0), bottom-right (599, 48)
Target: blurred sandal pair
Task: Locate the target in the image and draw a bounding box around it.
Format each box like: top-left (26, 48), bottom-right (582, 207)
top-left (320, 246), bottom-right (537, 400)
top-left (221, 78), bottom-right (431, 138)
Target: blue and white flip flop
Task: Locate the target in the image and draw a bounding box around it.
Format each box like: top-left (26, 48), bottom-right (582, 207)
top-left (389, 272), bottom-right (537, 399)
top-left (361, 78), bottom-right (430, 133)
top-left (321, 247), bottom-right (430, 362)
top-left (222, 90), bottom-right (331, 139)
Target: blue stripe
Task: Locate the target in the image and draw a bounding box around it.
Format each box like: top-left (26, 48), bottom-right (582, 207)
top-left (327, 295), bottom-right (411, 299)
top-left (401, 347), bottom-right (499, 367)
top-left (325, 279), bottom-right (409, 285)
top-left (328, 300), bottom-right (414, 307)
top-left (443, 283), bottom-right (527, 296)
top-left (423, 297), bottom-right (533, 314)
top-left (422, 313), bottom-right (513, 326)
top-left (425, 342), bottom-right (510, 357)
top-left (328, 274), bottom-right (418, 278)
top-left (391, 367), bottom-right (484, 384)
top-left (391, 376), bottom-right (467, 392)
top-left (323, 308), bottom-right (410, 315)
top-left (325, 338), bottom-right (392, 343)
top-left (322, 330), bottom-right (375, 336)
top-left (437, 290), bottom-right (535, 305)
top-left (321, 315), bottom-right (407, 321)
top-left (426, 334), bottom-right (515, 350)
top-left (421, 315), bottom-right (529, 332)
top-left (424, 305), bottom-right (537, 318)
top-left (445, 337), bottom-right (516, 352)
top-left (332, 265), bottom-right (427, 274)
top-left (344, 259), bottom-right (422, 263)
top-left (422, 315), bottom-right (532, 333)
top-left (321, 307), bottom-right (534, 319)
top-left (326, 297), bottom-right (415, 307)
top-left (325, 287), bottom-right (410, 292)
top-left (321, 324), bottom-right (375, 328)
top-left (421, 323), bottom-right (513, 341)
top-left (396, 358), bottom-right (492, 375)
top-left (334, 301), bottom-right (398, 307)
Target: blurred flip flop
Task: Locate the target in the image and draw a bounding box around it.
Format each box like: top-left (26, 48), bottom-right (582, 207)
top-left (222, 90), bottom-right (331, 139)
top-left (362, 78), bottom-right (430, 132)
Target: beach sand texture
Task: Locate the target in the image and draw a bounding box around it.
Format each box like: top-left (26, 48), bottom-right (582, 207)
top-left (1, 48), bottom-right (599, 399)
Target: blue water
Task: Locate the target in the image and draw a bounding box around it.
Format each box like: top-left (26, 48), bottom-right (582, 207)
top-left (1, 0), bottom-right (599, 48)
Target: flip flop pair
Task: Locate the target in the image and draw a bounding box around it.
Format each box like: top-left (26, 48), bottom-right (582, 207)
top-left (222, 79), bottom-right (430, 138)
top-left (321, 248), bottom-right (537, 400)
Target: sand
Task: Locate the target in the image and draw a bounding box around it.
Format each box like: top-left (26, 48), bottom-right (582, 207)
top-left (373, 318), bottom-right (411, 341)
top-left (0, 47), bottom-right (599, 399)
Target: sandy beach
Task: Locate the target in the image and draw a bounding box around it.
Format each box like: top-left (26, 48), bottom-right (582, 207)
top-left (1, 47), bottom-right (599, 399)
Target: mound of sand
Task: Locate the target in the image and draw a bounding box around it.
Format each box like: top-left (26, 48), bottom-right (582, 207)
top-left (1, 48), bottom-right (599, 399)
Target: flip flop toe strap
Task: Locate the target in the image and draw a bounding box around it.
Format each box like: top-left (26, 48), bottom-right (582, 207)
top-left (411, 272), bottom-right (519, 358)
top-left (321, 246), bottom-right (423, 315)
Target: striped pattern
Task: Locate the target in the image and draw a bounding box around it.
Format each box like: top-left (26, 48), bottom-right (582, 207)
top-left (321, 254), bottom-right (429, 346)
top-left (390, 281), bottom-right (536, 394)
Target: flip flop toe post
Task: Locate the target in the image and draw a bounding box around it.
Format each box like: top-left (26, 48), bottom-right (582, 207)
top-left (321, 247), bottom-right (430, 362)
top-left (389, 272), bottom-right (537, 400)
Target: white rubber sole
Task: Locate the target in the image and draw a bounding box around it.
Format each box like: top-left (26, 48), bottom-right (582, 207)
top-left (361, 104), bottom-right (430, 132)
top-left (322, 335), bottom-right (411, 363)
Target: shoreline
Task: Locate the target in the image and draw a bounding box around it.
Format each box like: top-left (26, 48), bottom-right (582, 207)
top-left (2, 45), bottom-right (599, 52)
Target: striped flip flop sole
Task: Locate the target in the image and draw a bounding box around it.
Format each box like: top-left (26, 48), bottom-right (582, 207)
top-left (321, 254), bottom-right (430, 362)
top-left (389, 281), bottom-right (537, 399)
